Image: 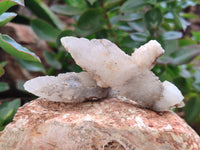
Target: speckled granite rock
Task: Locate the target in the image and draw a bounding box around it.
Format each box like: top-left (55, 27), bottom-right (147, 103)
top-left (0, 98), bottom-right (199, 150)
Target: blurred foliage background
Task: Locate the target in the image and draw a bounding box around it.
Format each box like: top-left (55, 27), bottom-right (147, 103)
top-left (0, 0), bottom-right (200, 134)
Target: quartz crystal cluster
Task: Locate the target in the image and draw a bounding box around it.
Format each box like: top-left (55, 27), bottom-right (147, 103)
top-left (24, 72), bottom-right (110, 103)
top-left (24, 37), bottom-right (184, 111)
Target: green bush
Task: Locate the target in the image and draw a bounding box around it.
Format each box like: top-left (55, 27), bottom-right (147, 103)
top-left (0, 0), bottom-right (200, 132)
top-left (0, 0), bottom-right (41, 130)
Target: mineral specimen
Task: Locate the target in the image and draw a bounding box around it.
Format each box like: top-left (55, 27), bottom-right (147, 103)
top-left (61, 37), bottom-right (184, 111)
top-left (24, 72), bottom-right (110, 103)
top-left (24, 37), bottom-right (184, 111)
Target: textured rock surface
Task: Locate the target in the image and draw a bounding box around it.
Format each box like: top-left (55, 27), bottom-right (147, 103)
top-left (0, 98), bottom-right (200, 150)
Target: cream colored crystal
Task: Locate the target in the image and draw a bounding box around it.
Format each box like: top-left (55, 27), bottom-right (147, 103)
top-left (153, 81), bottom-right (184, 111)
top-left (23, 37), bottom-right (184, 112)
top-left (24, 72), bottom-right (110, 103)
top-left (61, 36), bottom-right (184, 111)
top-left (131, 40), bottom-right (164, 69)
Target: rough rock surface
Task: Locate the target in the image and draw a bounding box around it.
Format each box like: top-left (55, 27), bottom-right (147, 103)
top-left (0, 98), bottom-right (200, 150)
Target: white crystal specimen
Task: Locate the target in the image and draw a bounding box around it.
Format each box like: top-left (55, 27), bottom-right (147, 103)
top-left (24, 72), bottom-right (110, 103)
top-left (152, 81), bottom-right (184, 111)
top-left (23, 37), bottom-right (184, 112)
top-left (61, 37), bottom-right (132, 88)
top-left (61, 36), bottom-right (184, 111)
top-left (131, 40), bottom-right (164, 69)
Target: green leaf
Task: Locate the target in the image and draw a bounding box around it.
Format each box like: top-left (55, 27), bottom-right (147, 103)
top-left (71, 64), bottom-right (82, 73)
top-left (179, 1), bottom-right (197, 9)
top-left (128, 21), bottom-right (145, 32)
top-left (120, 0), bottom-right (146, 13)
top-left (87, 0), bottom-right (96, 5)
top-left (43, 51), bottom-right (62, 70)
top-left (193, 67), bottom-right (200, 91)
top-left (171, 45), bottom-right (200, 65)
top-left (165, 12), bottom-right (190, 30)
top-left (185, 97), bottom-right (200, 122)
top-left (157, 56), bottom-right (173, 65)
top-left (179, 65), bottom-right (191, 78)
top-left (0, 82), bottom-right (9, 92)
top-left (194, 68), bottom-right (200, 83)
top-left (0, 12), bottom-right (17, 27)
top-left (104, 0), bottom-right (124, 11)
top-left (75, 27), bottom-right (98, 37)
top-left (146, 0), bottom-right (157, 5)
top-left (17, 58), bottom-right (46, 73)
top-left (159, 70), bottom-right (173, 82)
top-left (119, 13), bottom-right (143, 22)
top-left (0, 61), bottom-right (7, 77)
top-left (50, 5), bottom-right (83, 16)
top-left (1, 108), bottom-right (14, 125)
top-left (117, 25), bottom-right (133, 32)
top-left (166, 66), bottom-right (180, 79)
top-left (173, 77), bottom-right (189, 94)
top-left (31, 19), bottom-right (61, 42)
top-left (25, 0), bottom-right (63, 29)
top-left (157, 0), bottom-right (173, 2)
top-left (144, 8), bottom-right (163, 32)
top-left (56, 30), bottom-right (74, 47)
top-left (180, 17), bottom-right (190, 31)
top-left (181, 13), bottom-right (198, 19)
top-left (172, 11), bottom-right (182, 29)
top-left (164, 12), bottom-right (173, 19)
top-left (64, 0), bottom-right (87, 8)
top-left (0, 34), bottom-right (41, 62)
top-left (0, 99), bottom-right (20, 122)
top-left (0, 61), bottom-right (7, 67)
top-left (0, 0), bottom-right (24, 15)
top-left (120, 36), bottom-right (142, 54)
top-left (173, 12), bottom-right (190, 30)
top-left (95, 29), bottom-right (108, 39)
top-left (178, 37), bottom-right (196, 47)
top-left (0, 65), bottom-right (4, 77)
top-left (11, 14), bottom-right (30, 25)
top-left (129, 32), bottom-right (149, 42)
top-left (192, 31), bottom-right (200, 42)
top-left (193, 82), bottom-right (200, 92)
top-left (110, 15), bottom-right (120, 25)
top-left (165, 40), bottom-right (178, 56)
top-left (77, 9), bottom-right (104, 31)
top-left (16, 80), bottom-right (25, 91)
top-left (163, 31), bottom-right (182, 40)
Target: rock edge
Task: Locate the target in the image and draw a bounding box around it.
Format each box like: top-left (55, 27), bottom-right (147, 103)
top-left (0, 98), bottom-right (199, 150)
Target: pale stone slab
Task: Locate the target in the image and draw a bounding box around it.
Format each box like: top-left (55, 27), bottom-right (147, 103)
top-left (0, 98), bottom-right (199, 150)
